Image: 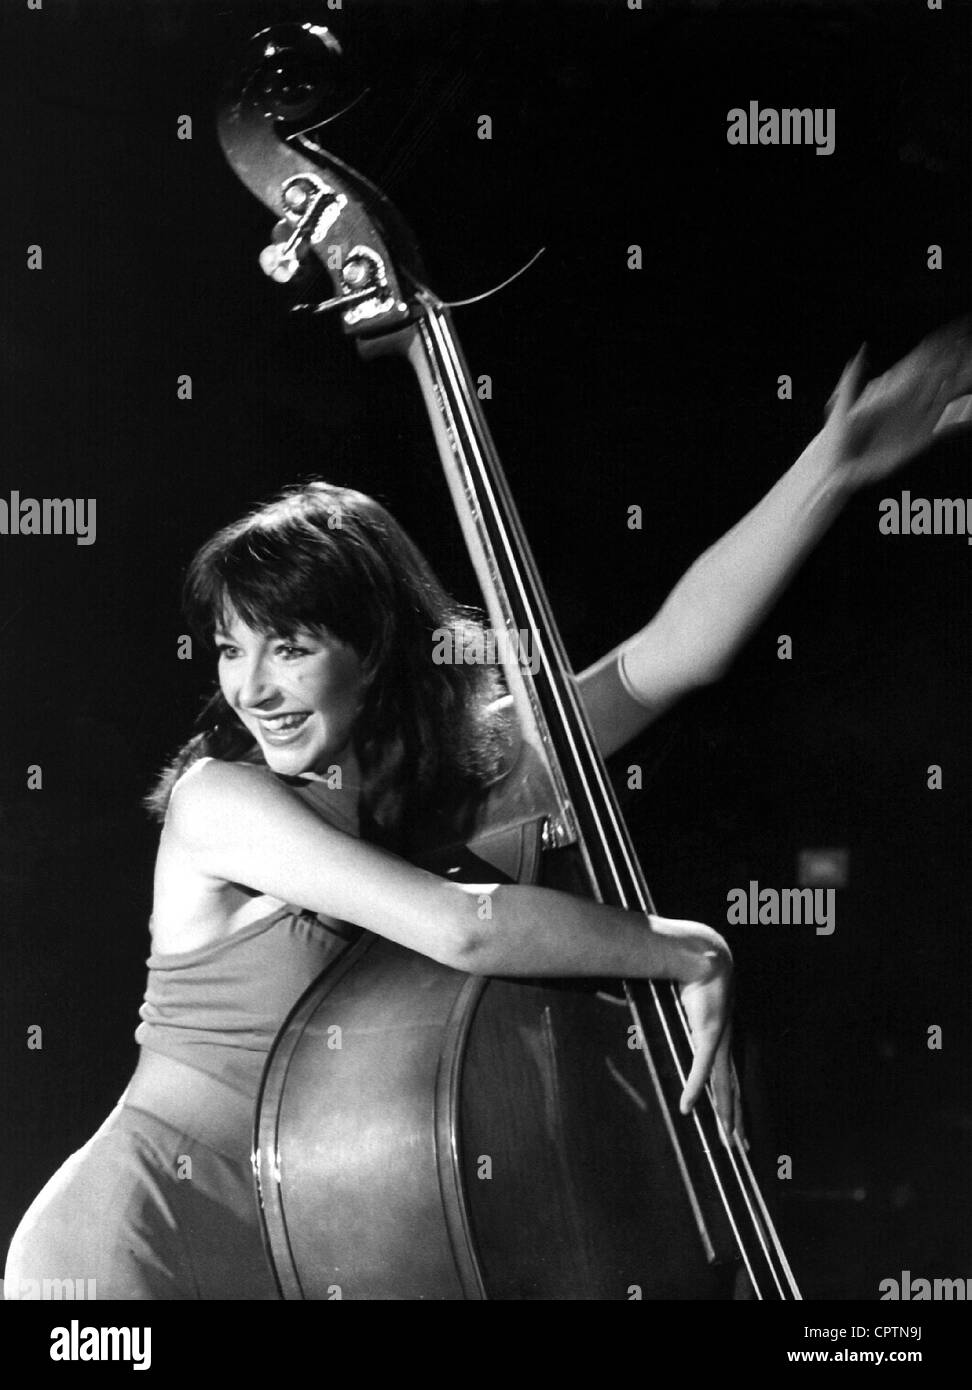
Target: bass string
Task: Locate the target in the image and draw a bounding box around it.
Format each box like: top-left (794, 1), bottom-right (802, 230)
top-left (626, 983), bottom-right (775, 1300)
top-left (421, 302), bottom-right (796, 1296)
top-left (665, 981), bottom-right (802, 1297)
top-left (645, 980), bottom-right (787, 1299)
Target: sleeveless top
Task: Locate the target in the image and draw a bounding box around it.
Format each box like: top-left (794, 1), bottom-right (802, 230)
top-left (134, 770), bottom-right (363, 1100)
top-left (134, 715), bottom-right (547, 1101)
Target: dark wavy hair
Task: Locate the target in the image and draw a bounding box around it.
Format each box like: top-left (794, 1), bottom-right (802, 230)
top-left (144, 479), bottom-right (513, 853)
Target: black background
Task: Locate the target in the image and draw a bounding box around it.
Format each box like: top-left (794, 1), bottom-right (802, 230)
top-left (1, 0), bottom-right (970, 1300)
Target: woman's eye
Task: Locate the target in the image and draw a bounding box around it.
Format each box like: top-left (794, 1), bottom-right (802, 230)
top-left (216, 645), bottom-right (239, 659)
top-left (277, 644), bottom-right (309, 658)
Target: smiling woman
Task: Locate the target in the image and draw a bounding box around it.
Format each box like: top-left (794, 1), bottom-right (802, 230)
top-left (2, 475), bottom-right (740, 1300)
top-left (7, 297), bottom-right (970, 1298)
top-left (7, 276), bottom-right (972, 1295)
top-left (5, 285), bottom-right (971, 1297)
top-left (147, 478), bottom-right (512, 852)
top-left (215, 621), bottom-right (366, 766)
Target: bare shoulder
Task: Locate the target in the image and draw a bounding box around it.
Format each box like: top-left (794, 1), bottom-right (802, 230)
top-left (169, 754), bottom-right (274, 804)
top-left (166, 757), bottom-right (294, 844)
top-left (153, 759), bottom-right (305, 947)
top-left (156, 754), bottom-right (479, 968)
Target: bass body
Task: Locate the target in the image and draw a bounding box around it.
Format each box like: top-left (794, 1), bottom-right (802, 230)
top-left (256, 825), bottom-right (734, 1301)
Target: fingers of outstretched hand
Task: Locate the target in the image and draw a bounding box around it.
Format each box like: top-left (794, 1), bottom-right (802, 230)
top-left (933, 391), bottom-right (972, 435)
top-left (924, 314), bottom-right (972, 359)
top-left (825, 342), bottom-right (868, 418)
top-left (831, 319), bottom-right (972, 427)
top-left (903, 317), bottom-right (972, 406)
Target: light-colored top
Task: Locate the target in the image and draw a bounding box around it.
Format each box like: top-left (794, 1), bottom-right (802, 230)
top-left (134, 771), bottom-right (362, 1098)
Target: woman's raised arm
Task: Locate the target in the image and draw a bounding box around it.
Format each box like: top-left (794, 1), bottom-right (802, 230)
top-left (577, 321), bottom-right (972, 758)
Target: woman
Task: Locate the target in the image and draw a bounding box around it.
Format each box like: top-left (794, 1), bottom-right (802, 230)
top-left (4, 324), bottom-right (970, 1300)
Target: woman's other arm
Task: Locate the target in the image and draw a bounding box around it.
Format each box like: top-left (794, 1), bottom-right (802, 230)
top-left (166, 758), bottom-right (734, 1122)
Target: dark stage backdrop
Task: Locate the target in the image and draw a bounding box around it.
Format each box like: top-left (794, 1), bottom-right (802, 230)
top-left (1, 0), bottom-right (969, 1302)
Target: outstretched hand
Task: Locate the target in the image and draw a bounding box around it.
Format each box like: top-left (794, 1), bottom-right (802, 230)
top-left (821, 317), bottom-right (972, 491)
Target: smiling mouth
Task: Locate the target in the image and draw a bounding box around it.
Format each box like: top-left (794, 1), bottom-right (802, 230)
top-left (257, 712), bottom-right (312, 734)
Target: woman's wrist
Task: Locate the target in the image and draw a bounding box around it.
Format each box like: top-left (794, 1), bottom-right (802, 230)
top-left (646, 914), bottom-right (733, 987)
top-left (800, 423), bottom-right (860, 502)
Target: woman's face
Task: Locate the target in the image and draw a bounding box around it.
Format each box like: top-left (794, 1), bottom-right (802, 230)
top-left (215, 608), bottom-right (367, 777)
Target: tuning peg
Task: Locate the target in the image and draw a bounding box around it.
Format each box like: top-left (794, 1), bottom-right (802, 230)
top-left (259, 242), bottom-right (305, 286)
top-left (290, 285), bottom-right (384, 317)
top-left (290, 252), bottom-right (390, 317)
top-left (258, 214), bottom-right (314, 285)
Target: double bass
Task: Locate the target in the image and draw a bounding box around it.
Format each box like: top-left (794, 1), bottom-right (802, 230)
top-left (218, 21), bottom-right (801, 1301)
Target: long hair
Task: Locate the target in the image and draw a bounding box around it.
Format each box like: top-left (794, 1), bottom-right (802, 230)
top-left (144, 480), bottom-right (513, 853)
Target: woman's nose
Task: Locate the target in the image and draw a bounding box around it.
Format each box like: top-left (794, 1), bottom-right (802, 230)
top-left (237, 656), bottom-right (276, 707)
